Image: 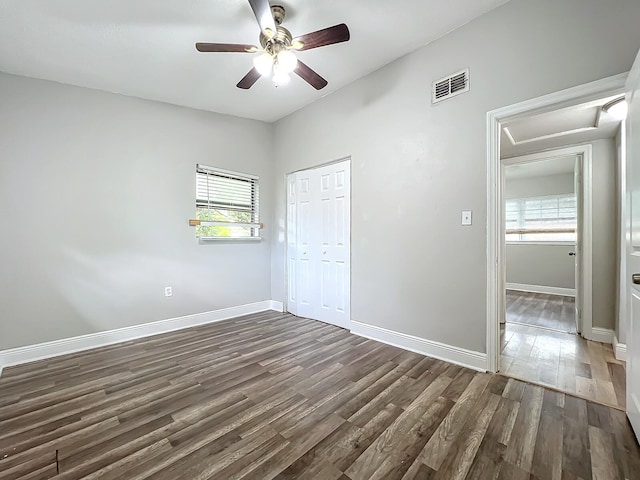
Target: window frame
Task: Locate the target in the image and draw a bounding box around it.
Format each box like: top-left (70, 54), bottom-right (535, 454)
top-left (195, 164), bottom-right (261, 241)
top-left (505, 193), bottom-right (577, 244)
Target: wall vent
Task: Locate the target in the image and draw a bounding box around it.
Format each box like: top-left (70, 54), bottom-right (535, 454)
top-left (432, 68), bottom-right (469, 103)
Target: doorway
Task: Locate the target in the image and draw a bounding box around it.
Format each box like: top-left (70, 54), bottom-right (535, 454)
top-left (286, 159), bottom-right (351, 329)
top-left (502, 147), bottom-right (591, 336)
top-left (487, 74), bottom-right (627, 408)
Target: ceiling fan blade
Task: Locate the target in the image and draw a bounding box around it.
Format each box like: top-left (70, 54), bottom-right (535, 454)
top-left (248, 0), bottom-right (277, 38)
top-left (237, 67), bottom-right (262, 89)
top-left (293, 24), bottom-right (350, 51)
top-left (196, 43), bottom-right (257, 53)
top-left (294, 61), bottom-right (328, 90)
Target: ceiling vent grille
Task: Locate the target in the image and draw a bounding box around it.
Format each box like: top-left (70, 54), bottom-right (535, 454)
top-left (432, 69), bottom-right (469, 103)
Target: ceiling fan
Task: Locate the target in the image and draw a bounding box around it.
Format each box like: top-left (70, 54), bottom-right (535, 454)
top-left (195, 0), bottom-right (350, 90)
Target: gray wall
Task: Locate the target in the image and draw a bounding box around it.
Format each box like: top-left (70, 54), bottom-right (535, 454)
top-left (271, 0), bottom-right (640, 353)
top-left (0, 73), bottom-right (274, 350)
top-left (505, 172), bottom-right (575, 290)
top-left (506, 245), bottom-right (576, 289)
top-left (591, 138), bottom-right (617, 330)
top-left (504, 173), bottom-right (574, 200)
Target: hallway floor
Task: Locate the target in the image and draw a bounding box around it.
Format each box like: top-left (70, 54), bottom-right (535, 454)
top-left (501, 292), bottom-right (625, 410)
top-left (506, 290), bottom-right (576, 333)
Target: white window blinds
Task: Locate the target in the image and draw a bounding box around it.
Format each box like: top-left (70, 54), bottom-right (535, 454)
top-left (195, 164), bottom-right (260, 238)
top-left (506, 194), bottom-right (576, 242)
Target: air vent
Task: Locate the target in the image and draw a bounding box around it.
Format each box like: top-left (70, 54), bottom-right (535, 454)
top-left (432, 69), bottom-right (469, 103)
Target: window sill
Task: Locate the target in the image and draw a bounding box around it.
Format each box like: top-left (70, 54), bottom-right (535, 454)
top-left (506, 241), bottom-right (575, 246)
top-left (198, 237), bottom-right (263, 243)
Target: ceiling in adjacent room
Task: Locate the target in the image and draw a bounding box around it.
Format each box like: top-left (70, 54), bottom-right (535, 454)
top-left (505, 155), bottom-right (576, 180)
top-left (501, 94), bottom-right (623, 158)
top-left (0, 0), bottom-right (510, 122)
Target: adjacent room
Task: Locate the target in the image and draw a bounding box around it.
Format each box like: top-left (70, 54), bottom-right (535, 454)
top-left (1, 0), bottom-right (640, 478)
top-left (498, 95), bottom-right (625, 408)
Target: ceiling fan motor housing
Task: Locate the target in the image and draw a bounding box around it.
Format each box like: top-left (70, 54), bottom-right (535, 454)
top-left (259, 25), bottom-right (293, 56)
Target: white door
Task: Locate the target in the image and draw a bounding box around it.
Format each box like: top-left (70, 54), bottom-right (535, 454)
top-left (286, 174), bottom-right (298, 316)
top-left (316, 162), bottom-right (351, 328)
top-left (626, 48), bottom-right (640, 441)
top-left (293, 169), bottom-right (316, 319)
top-left (574, 156), bottom-right (582, 334)
top-left (286, 160), bottom-right (351, 329)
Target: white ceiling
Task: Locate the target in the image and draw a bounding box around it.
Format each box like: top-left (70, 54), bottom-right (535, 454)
top-left (505, 156), bottom-right (576, 180)
top-left (501, 95), bottom-right (623, 158)
top-left (0, 0), bottom-right (510, 123)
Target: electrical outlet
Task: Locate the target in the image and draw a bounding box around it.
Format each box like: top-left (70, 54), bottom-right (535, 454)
top-left (461, 210), bottom-right (472, 226)
top-left (164, 286), bottom-right (173, 297)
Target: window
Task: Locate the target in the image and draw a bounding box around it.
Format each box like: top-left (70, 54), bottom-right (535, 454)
top-left (195, 164), bottom-right (260, 239)
top-left (506, 194), bottom-right (576, 242)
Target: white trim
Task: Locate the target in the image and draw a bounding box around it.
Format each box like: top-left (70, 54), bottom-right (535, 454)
top-left (486, 73), bottom-right (627, 373)
top-left (199, 237), bottom-right (263, 242)
top-left (506, 283), bottom-right (576, 297)
top-left (0, 301), bottom-right (281, 371)
top-left (617, 123), bottom-right (628, 360)
top-left (351, 320), bottom-right (487, 372)
top-left (269, 300), bottom-right (284, 312)
top-left (503, 125), bottom-right (598, 146)
top-left (614, 336), bottom-right (627, 361)
top-left (506, 241), bottom-right (576, 246)
top-left (590, 327), bottom-right (615, 345)
top-left (196, 164), bottom-right (259, 180)
top-left (582, 147), bottom-right (594, 339)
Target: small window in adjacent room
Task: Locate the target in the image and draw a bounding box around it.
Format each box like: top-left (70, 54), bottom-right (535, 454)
top-left (506, 194), bottom-right (576, 242)
top-left (195, 164), bottom-right (260, 239)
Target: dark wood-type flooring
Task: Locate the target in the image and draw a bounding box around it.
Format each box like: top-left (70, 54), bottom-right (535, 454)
top-left (1, 311), bottom-right (639, 479)
top-left (506, 290), bottom-right (576, 334)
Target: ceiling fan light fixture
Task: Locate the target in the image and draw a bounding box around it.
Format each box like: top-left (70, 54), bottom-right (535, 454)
top-left (253, 53), bottom-right (273, 76)
top-left (603, 96), bottom-right (628, 121)
top-left (272, 68), bottom-right (290, 87)
top-left (277, 50), bottom-right (298, 73)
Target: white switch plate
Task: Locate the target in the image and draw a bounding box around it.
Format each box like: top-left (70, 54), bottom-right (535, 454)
top-left (461, 210), bottom-right (472, 226)
top-left (164, 286), bottom-right (173, 297)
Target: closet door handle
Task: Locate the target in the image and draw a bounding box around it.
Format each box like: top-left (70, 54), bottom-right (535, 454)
top-left (569, 252), bottom-right (576, 256)
top-left (633, 274), bottom-right (640, 285)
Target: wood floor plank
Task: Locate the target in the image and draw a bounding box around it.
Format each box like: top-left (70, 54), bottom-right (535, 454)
top-left (0, 311), bottom-right (637, 479)
top-left (503, 383), bottom-right (544, 472)
top-left (588, 425), bottom-right (625, 480)
top-left (531, 390), bottom-right (564, 480)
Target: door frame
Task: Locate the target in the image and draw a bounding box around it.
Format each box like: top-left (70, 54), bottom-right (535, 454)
top-left (284, 156), bottom-right (352, 323)
top-left (486, 73), bottom-right (627, 372)
top-left (501, 146), bottom-right (592, 335)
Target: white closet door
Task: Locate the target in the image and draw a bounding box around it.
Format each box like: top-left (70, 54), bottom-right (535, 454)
top-left (286, 174), bottom-right (298, 316)
top-left (315, 161), bottom-right (351, 328)
top-left (294, 169), bottom-right (316, 319)
top-left (286, 160), bottom-right (351, 329)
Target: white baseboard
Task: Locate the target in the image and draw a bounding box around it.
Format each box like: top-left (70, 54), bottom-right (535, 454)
top-left (506, 283), bottom-right (576, 297)
top-left (613, 336), bottom-right (627, 361)
top-left (0, 300), bottom-right (281, 371)
top-left (269, 300), bottom-right (284, 313)
top-left (350, 320), bottom-right (487, 372)
top-left (590, 327), bottom-right (615, 345)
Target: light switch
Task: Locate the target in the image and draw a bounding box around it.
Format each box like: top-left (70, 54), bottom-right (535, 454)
top-left (461, 210), bottom-right (472, 226)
